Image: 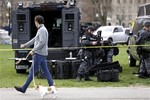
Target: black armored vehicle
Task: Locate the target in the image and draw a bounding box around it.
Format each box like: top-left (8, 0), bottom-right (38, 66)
top-left (12, 1), bottom-right (80, 73)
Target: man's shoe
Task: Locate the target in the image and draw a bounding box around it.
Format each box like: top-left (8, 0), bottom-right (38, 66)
top-left (138, 74), bottom-right (147, 79)
top-left (14, 86), bottom-right (25, 93)
top-left (76, 76), bottom-right (82, 82)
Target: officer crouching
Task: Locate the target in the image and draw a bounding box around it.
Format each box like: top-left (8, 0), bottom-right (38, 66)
top-left (76, 26), bottom-right (100, 81)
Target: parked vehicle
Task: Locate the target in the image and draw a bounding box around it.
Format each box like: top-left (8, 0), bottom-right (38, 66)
top-left (0, 29), bottom-right (11, 44)
top-left (93, 26), bottom-right (129, 44)
top-left (127, 3), bottom-right (150, 67)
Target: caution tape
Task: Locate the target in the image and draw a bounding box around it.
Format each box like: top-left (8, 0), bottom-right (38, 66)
top-left (0, 44), bottom-right (150, 52)
top-left (0, 48), bottom-right (31, 52)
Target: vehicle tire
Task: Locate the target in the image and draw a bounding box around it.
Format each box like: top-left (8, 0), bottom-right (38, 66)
top-left (108, 38), bottom-right (113, 42)
top-left (16, 69), bottom-right (26, 73)
top-left (128, 54), bottom-right (136, 67)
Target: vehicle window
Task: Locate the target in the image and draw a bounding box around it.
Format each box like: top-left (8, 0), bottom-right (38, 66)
top-left (138, 6), bottom-right (144, 16)
top-left (132, 18), bottom-right (150, 35)
top-left (114, 28), bottom-right (118, 32)
top-left (113, 27), bottom-right (123, 33)
top-left (103, 27), bottom-right (113, 32)
top-left (125, 29), bottom-right (130, 34)
top-left (117, 27), bottom-right (123, 32)
top-left (146, 4), bottom-right (150, 15)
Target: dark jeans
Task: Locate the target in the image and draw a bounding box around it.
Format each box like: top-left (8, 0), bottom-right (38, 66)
top-left (22, 53), bottom-right (53, 92)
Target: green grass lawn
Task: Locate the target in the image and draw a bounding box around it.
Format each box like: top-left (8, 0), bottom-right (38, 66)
top-left (0, 44), bottom-right (150, 88)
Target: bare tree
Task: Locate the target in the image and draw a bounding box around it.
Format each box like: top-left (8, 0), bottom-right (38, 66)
top-left (116, 0), bottom-right (125, 26)
top-left (90, 0), bottom-right (112, 25)
top-left (0, 0), bottom-right (10, 27)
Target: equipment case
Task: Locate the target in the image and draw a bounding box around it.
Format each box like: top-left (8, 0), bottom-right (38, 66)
top-left (97, 69), bottom-right (119, 82)
top-left (54, 60), bottom-right (72, 79)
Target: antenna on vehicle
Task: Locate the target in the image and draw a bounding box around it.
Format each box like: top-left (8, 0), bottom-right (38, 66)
top-left (17, 1), bottom-right (23, 8)
top-left (55, 0), bottom-right (76, 8)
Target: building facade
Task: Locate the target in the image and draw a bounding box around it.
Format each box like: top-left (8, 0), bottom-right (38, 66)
top-left (0, 0), bottom-right (150, 28)
top-left (110, 0), bottom-right (150, 27)
top-left (78, 0), bottom-right (150, 27)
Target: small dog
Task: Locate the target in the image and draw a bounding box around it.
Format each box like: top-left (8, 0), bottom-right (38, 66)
top-left (35, 84), bottom-right (57, 99)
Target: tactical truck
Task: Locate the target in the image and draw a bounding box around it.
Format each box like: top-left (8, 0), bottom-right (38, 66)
top-left (12, 1), bottom-right (80, 73)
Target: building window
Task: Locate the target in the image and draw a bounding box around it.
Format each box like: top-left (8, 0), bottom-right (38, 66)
top-left (124, 0), bottom-right (126, 3)
top-left (123, 7), bottom-right (126, 13)
top-left (116, 14), bottom-right (120, 20)
top-left (138, 0), bottom-right (141, 3)
top-left (116, 22), bottom-right (119, 25)
top-left (109, 0), bottom-right (112, 2)
top-left (144, 0), bottom-right (147, 3)
top-left (130, 0), bottom-right (133, 4)
top-left (117, 0), bottom-right (120, 4)
top-left (128, 6), bottom-right (132, 13)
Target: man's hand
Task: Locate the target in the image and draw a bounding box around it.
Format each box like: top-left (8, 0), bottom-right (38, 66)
top-left (29, 50), bottom-right (34, 55)
top-left (20, 44), bottom-right (25, 48)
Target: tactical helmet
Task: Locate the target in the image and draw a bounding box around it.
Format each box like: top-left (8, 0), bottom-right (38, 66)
top-left (143, 20), bottom-right (150, 27)
top-left (86, 26), bottom-right (95, 31)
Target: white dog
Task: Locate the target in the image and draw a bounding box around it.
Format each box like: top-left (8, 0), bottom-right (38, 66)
top-left (35, 84), bottom-right (57, 99)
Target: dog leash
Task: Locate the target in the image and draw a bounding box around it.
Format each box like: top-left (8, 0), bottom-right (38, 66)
top-left (32, 56), bottom-right (36, 87)
top-left (15, 53), bottom-right (30, 65)
top-left (17, 52), bottom-right (36, 87)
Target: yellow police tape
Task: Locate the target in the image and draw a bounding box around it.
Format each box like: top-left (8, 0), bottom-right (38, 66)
top-left (0, 44), bottom-right (150, 52)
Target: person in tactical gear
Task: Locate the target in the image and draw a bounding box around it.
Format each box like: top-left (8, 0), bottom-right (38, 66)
top-left (76, 26), bottom-right (98, 81)
top-left (136, 20), bottom-right (150, 78)
top-left (101, 39), bottom-right (114, 63)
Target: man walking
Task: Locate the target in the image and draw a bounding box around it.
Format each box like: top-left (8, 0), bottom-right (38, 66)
top-left (14, 15), bottom-right (57, 94)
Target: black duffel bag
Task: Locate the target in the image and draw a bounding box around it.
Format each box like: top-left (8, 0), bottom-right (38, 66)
top-left (90, 61), bottom-right (122, 73)
top-left (97, 69), bottom-right (119, 82)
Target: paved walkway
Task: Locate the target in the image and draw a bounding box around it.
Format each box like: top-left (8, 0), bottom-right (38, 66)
top-left (0, 87), bottom-right (150, 100)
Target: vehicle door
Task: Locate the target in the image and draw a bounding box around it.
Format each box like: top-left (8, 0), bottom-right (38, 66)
top-left (62, 8), bottom-right (80, 48)
top-left (12, 9), bottom-right (30, 49)
top-left (112, 26), bottom-right (126, 43)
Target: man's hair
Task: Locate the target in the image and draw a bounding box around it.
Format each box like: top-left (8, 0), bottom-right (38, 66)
top-left (34, 15), bottom-right (44, 24)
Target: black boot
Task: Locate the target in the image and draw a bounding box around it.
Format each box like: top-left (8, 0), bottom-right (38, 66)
top-left (76, 74), bottom-right (83, 82)
top-left (138, 73), bottom-right (147, 79)
top-left (84, 75), bottom-right (93, 81)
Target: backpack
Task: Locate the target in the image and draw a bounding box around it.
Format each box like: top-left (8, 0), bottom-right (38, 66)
top-left (141, 33), bottom-right (150, 52)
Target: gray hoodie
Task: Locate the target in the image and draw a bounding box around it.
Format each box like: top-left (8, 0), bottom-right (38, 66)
top-left (24, 24), bottom-right (48, 56)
